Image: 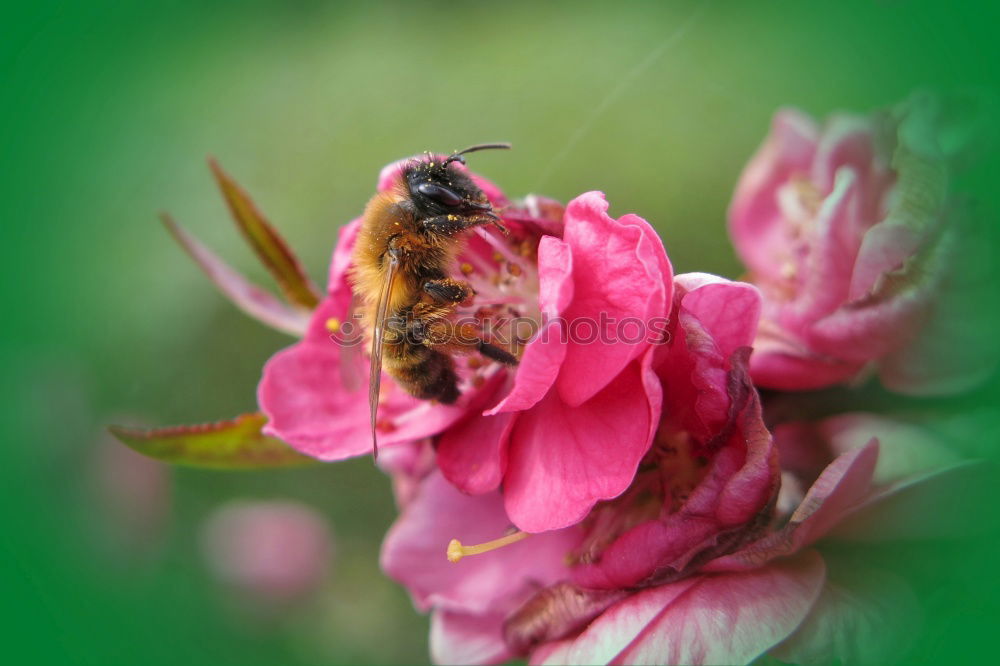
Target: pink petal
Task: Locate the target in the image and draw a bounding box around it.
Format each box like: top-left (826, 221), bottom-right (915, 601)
top-left (556, 192), bottom-right (672, 407)
top-left (673, 274), bottom-right (762, 360)
top-left (809, 113), bottom-right (878, 195)
top-left (437, 374), bottom-right (517, 494)
top-left (431, 609), bottom-right (513, 666)
top-left (258, 297), bottom-right (465, 460)
top-left (486, 236), bottom-right (574, 416)
top-left (770, 563), bottom-right (919, 665)
top-left (705, 442), bottom-right (878, 572)
top-left (326, 218), bottom-right (361, 296)
top-left (161, 215), bottom-right (311, 337)
top-left (611, 550), bottom-right (826, 665)
top-left (749, 323), bottom-right (862, 390)
top-left (728, 108), bottom-right (820, 282)
top-left (536, 578), bottom-right (700, 665)
top-left (380, 471), bottom-right (579, 615)
top-left (785, 440), bottom-right (879, 545)
top-left (504, 356), bottom-right (660, 533)
top-left (574, 353), bottom-right (777, 590)
top-left (784, 167), bottom-right (861, 327)
top-left (529, 639), bottom-right (575, 666)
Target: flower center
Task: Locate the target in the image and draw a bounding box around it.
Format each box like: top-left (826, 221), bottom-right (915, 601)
top-left (451, 227), bottom-right (542, 391)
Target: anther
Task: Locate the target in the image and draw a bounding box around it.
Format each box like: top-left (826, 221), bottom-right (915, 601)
top-left (446, 531), bottom-right (530, 563)
top-left (325, 317), bottom-right (341, 333)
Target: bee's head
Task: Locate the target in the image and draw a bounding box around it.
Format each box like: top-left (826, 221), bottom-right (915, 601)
top-left (404, 143), bottom-right (510, 219)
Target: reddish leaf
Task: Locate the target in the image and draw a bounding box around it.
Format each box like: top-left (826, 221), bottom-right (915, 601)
top-left (209, 157), bottom-right (321, 308)
top-left (109, 413), bottom-right (318, 469)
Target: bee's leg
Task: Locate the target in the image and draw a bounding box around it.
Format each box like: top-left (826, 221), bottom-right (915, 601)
top-left (422, 213), bottom-right (508, 235)
top-left (419, 318), bottom-right (519, 367)
top-left (423, 278), bottom-right (473, 305)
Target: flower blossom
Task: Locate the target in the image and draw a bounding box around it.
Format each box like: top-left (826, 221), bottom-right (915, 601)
top-left (382, 273), bottom-right (784, 663)
top-left (200, 499), bottom-right (333, 606)
top-left (258, 157), bottom-right (673, 533)
top-left (729, 94), bottom-right (996, 395)
top-left (383, 395), bottom-right (979, 664)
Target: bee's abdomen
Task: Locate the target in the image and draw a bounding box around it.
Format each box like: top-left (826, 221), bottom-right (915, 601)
top-left (390, 347), bottom-right (460, 404)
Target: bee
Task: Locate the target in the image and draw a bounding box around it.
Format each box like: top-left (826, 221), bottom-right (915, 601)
top-left (350, 143), bottom-right (519, 457)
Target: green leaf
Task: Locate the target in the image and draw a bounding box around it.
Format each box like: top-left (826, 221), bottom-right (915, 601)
top-left (208, 157), bottom-right (321, 309)
top-left (108, 413), bottom-right (320, 469)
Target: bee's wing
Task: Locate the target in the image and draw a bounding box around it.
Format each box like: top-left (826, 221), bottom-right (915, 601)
top-left (369, 249), bottom-right (400, 460)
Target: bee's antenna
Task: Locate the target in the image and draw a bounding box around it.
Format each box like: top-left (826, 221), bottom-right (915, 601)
top-left (444, 142), bottom-right (512, 166)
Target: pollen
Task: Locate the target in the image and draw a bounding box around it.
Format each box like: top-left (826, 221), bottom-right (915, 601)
top-left (325, 317), bottom-right (341, 333)
top-left (507, 262), bottom-right (523, 277)
top-left (446, 530), bottom-right (530, 563)
top-left (460, 262), bottom-right (474, 275)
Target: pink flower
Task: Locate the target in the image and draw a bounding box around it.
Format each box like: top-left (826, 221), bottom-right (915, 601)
top-left (258, 157), bottom-right (673, 533)
top-left (380, 273), bottom-right (785, 662)
top-left (383, 404), bottom-right (977, 664)
top-left (729, 94), bottom-right (995, 395)
top-left (200, 499), bottom-right (333, 606)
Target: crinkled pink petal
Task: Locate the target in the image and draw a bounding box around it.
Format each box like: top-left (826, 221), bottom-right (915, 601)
top-left (770, 563), bottom-right (920, 665)
top-left (380, 471), bottom-right (579, 615)
top-left (431, 609), bottom-right (513, 666)
top-left (556, 192), bottom-right (672, 407)
top-left (673, 274), bottom-right (761, 359)
top-left (437, 374), bottom-right (517, 494)
top-left (705, 442), bottom-right (878, 573)
top-left (610, 550), bottom-right (826, 666)
top-left (728, 108), bottom-right (819, 282)
top-left (504, 355), bottom-right (661, 533)
top-left (259, 297), bottom-right (465, 460)
top-left (574, 358), bottom-right (777, 589)
top-left (486, 236), bottom-right (574, 416)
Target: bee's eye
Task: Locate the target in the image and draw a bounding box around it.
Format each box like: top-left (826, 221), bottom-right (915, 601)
top-left (416, 182), bottom-right (462, 207)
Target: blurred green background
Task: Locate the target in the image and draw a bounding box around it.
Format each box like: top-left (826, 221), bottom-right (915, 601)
top-left (2, 1), bottom-right (998, 664)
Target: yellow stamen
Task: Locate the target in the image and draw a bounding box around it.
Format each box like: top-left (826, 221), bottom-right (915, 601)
top-left (447, 531), bottom-right (530, 563)
top-left (325, 317), bottom-right (341, 333)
